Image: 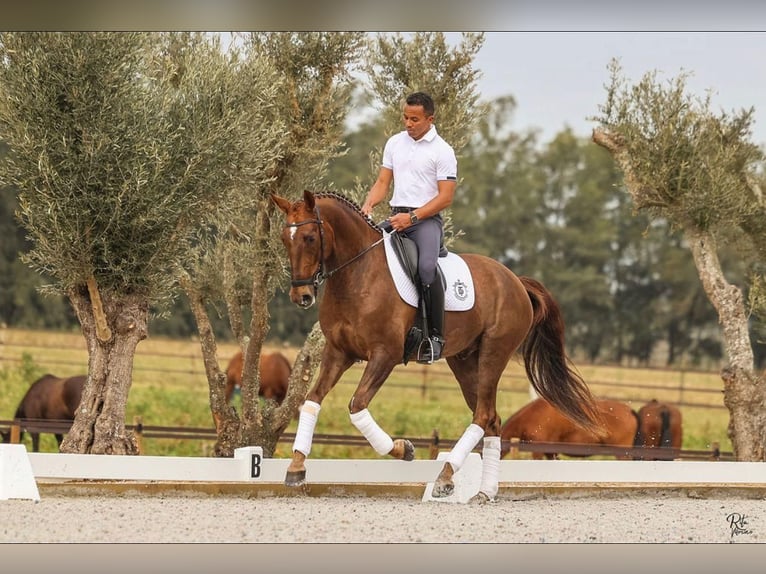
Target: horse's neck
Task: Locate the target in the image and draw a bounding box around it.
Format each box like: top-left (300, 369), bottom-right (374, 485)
top-left (322, 202), bottom-right (383, 269)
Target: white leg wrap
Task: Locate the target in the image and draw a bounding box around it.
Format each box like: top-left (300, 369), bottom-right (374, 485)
top-left (479, 436), bottom-right (501, 500)
top-left (292, 400), bottom-right (321, 456)
top-left (445, 423), bottom-right (484, 472)
top-left (350, 408), bottom-right (394, 456)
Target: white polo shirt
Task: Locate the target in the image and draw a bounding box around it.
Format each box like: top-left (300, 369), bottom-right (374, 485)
top-left (382, 125), bottom-right (457, 209)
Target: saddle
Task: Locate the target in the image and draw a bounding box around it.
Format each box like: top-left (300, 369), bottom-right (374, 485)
top-left (378, 220), bottom-right (446, 365)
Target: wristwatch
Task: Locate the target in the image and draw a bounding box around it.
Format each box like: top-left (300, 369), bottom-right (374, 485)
top-left (409, 211), bottom-right (419, 224)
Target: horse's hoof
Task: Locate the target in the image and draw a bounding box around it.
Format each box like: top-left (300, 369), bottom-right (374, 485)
top-left (391, 438), bottom-right (416, 461)
top-left (468, 491), bottom-right (492, 505)
top-left (402, 439), bottom-right (415, 461)
top-left (284, 469), bottom-right (306, 487)
top-left (431, 480), bottom-right (454, 498)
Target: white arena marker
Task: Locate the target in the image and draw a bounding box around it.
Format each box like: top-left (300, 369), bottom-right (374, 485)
top-left (422, 452), bottom-right (482, 504)
top-left (234, 446), bottom-right (265, 480)
top-left (0, 444), bottom-right (40, 502)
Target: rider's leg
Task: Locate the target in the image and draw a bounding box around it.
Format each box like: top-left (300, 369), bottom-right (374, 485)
top-left (421, 280), bottom-right (445, 361)
top-left (404, 217), bottom-right (445, 362)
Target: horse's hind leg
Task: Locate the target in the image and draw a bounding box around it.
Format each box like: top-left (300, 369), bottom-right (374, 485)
top-left (431, 351), bottom-right (505, 503)
top-left (430, 353), bottom-right (480, 498)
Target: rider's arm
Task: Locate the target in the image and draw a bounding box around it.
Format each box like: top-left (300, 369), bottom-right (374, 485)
top-left (362, 167), bottom-right (393, 216)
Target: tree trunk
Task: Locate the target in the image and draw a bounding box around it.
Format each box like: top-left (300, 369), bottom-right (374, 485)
top-left (61, 283), bottom-right (147, 455)
top-left (686, 228), bottom-right (766, 461)
top-left (180, 273), bottom-right (241, 457)
top-left (239, 274), bottom-right (269, 451)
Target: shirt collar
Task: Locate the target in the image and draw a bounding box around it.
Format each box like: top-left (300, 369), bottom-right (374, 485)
top-left (411, 125), bottom-right (437, 143)
top-left (421, 125), bottom-right (437, 142)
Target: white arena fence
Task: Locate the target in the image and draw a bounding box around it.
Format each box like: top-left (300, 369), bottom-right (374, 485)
top-left (2, 444), bottom-right (764, 504)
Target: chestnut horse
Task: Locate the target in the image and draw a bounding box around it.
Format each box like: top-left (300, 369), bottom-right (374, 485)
top-left (499, 397), bottom-right (639, 460)
top-left (2, 374), bottom-right (85, 452)
top-left (224, 350), bottom-right (292, 405)
top-left (633, 399), bottom-right (683, 459)
top-left (272, 190), bottom-right (601, 503)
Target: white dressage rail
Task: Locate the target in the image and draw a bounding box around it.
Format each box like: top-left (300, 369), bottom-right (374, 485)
top-left (22, 447), bottom-right (766, 486)
top-left (4, 445), bottom-right (765, 503)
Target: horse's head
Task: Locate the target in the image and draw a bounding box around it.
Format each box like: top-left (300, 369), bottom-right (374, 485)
top-left (272, 190), bottom-right (335, 309)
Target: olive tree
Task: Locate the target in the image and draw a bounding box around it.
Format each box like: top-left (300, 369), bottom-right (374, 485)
top-left (0, 32), bottom-right (278, 454)
top-left (592, 59), bottom-right (766, 460)
top-left (181, 32), bottom-right (366, 457)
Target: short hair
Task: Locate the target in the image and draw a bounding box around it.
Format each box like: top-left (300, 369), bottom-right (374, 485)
top-left (405, 92), bottom-right (435, 117)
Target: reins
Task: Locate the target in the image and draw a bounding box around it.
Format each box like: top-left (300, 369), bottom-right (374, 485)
top-left (285, 204), bottom-right (384, 293)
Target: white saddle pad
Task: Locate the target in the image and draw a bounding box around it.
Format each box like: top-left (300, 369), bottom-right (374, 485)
top-left (382, 231), bottom-right (475, 311)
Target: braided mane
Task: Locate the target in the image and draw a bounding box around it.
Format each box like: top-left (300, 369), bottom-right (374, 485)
top-left (313, 191), bottom-right (382, 233)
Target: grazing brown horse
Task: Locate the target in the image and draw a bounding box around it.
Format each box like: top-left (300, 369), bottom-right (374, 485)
top-left (272, 190), bottom-right (601, 503)
top-left (224, 350), bottom-right (292, 405)
top-left (633, 399), bottom-right (683, 459)
top-left (2, 374), bottom-right (85, 452)
top-left (500, 397), bottom-right (639, 460)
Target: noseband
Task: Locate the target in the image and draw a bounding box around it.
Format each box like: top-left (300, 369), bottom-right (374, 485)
top-left (284, 205), bottom-right (384, 294)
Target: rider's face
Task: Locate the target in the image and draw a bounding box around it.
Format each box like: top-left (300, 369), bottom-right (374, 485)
top-left (402, 104), bottom-right (433, 141)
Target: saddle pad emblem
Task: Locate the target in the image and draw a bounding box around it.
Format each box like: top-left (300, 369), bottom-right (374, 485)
top-left (453, 279), bottom-right (469, 301)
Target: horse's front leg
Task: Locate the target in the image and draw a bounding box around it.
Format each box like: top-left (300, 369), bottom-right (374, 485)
top-left (285, 346), bottom-right (354, 487)
top-left (348, 350), bottom-right (414, 462)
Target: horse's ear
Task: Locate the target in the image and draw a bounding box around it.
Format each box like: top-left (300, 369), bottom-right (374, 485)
top-left (303, 190), bottom-right (315, 210)
top-left (271, 194), bottom-right (290, 214)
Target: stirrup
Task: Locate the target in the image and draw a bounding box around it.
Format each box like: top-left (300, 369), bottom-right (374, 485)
top-left (417, 336), bottom-right (444, 364)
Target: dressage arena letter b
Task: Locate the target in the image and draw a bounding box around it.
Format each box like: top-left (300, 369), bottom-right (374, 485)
top-left (234, 447), bottom-right (265, 481)
top-left (250, 452), bottom-right (261, 478)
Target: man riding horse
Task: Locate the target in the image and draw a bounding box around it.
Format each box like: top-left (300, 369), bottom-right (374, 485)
top-left (361, 91), bottom-right (457, 364)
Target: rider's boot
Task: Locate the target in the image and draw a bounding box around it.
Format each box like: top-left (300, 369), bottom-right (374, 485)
top-left (418, 281), bottom-right (446, 364)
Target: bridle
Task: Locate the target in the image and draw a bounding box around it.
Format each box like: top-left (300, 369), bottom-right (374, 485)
top-left (285, 205), bottom-right (384, 293)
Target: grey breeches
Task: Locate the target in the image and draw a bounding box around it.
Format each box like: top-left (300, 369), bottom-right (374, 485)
top-left (402, 214), bottom-right (443, 286)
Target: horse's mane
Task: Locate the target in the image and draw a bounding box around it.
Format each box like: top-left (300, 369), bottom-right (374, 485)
top-left (313, 191), bottom-right (382, 233)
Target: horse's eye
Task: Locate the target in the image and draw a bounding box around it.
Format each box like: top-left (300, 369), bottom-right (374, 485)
top-left (303, 234), bottom-right (316, 244)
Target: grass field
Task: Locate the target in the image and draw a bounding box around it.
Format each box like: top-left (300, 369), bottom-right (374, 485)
top-left (0, 327), bottom-right (732, 458)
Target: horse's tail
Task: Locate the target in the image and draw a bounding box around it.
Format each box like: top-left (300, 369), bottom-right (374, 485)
top-left (659, 409), bottom-right (672, 448)
top-left (631, 409), bottom-right (646, 460)
top-left (518, 276), bottom-right (603, 435)
top-left (631, 409), bottom-right (643, 446)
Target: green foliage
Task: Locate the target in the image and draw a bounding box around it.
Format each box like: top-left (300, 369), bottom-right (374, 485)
top-left (364, 32), bottom-right (488, 149)
top-left (0, 32), bottom-right (268, 310)
top-left (246, 32), bottom-right (365, 199)
top-left (593, 59), bottom-right (763, 232)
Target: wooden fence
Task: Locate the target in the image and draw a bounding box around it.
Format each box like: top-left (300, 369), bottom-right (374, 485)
top-left (0, 416), bottom-right (734, 461)
top-left (0, 339), bottom-right (728, 410)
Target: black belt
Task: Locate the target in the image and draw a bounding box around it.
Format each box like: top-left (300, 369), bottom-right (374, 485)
top-left (390, 206), bottom-right (416, 214)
